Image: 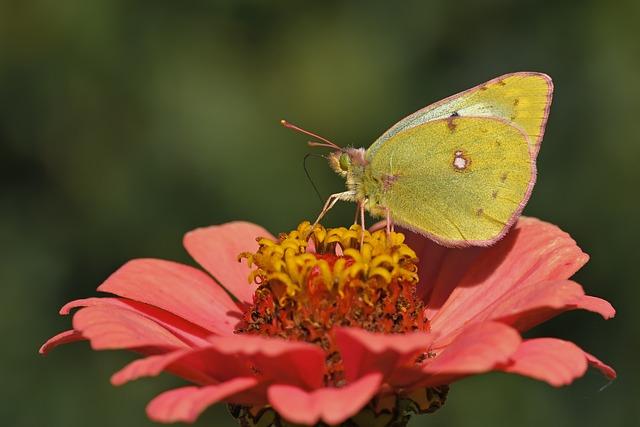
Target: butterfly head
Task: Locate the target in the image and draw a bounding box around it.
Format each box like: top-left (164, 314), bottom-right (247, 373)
top-left (328, 148), bottom-right (367, 178)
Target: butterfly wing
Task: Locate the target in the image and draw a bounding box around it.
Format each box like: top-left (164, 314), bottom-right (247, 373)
top-left (369, 72), bottom-right (552, 158)
top-left (364, 116), bottom-right (534, 247)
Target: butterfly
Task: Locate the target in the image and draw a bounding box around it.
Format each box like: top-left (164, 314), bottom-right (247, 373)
top-left (282, 72), bottom-right (553, 247)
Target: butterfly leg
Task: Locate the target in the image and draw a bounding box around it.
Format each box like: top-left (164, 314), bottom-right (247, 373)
top-left (359, 199), bottom-right (367, 247)
top-left (385, 207), bottom-right (392, 236)
top-left (312, 191), bottom-right (354, 228)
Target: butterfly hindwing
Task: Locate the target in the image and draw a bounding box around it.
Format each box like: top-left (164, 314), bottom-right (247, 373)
top-left (364, 116), bottom-right (534, 247)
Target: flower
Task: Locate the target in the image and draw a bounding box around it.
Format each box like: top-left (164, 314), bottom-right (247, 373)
top-left (40, 218), bottom-right (615, 426)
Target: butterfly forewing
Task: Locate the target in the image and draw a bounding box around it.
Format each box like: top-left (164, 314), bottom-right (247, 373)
top-left (369, 72), bottom-right (552, 158)
top-left (365, 116), bottom-right (534, 247)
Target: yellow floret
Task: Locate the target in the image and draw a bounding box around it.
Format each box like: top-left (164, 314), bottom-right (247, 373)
top-left (239, 222), bottom-right (419, 301)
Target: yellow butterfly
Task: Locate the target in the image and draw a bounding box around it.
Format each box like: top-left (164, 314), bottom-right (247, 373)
top-left (283, 72), bottom-right (553, 247)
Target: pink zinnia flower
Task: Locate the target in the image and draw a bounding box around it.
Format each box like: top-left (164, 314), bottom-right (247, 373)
top-left (41, 218), bottom-right (615, 426)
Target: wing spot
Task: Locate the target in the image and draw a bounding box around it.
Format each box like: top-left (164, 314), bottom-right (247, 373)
top-left (495, 139), bottom-right (501, 147)
top-left (497, 80), bottom-right (507, 86)
top-left (492, 190), bottom-right (498, 199)
top-left (450, 111), bottom-right (460, 117)
top-left (452, 150), bottom-right (469, 171)
top-left (382, 173), bottom-right (399, 191)
top-left (479, 85), bottom-right (488, 91)
top-left (500, 172), bottom-right (508, 182)
top-left (513, 98), bottom-right (520, 106)
top-left (476, 208), bottom-right (484, 216)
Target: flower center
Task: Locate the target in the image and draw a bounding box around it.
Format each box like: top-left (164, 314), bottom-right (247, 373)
top-left (236, 222), bottom-right (428, 386)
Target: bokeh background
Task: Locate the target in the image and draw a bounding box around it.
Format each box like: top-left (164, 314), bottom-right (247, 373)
top-left (2, 0), bottom-right (638, 426)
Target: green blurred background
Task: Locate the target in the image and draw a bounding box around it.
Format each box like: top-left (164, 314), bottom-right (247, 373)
top-left (2, 0), bottom-right (637, 425)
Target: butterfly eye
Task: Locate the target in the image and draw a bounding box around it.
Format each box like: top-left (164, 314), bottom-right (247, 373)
top-left (339, 153), bottom-right (351, 171)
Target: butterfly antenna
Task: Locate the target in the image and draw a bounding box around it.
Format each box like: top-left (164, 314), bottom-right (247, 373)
top-left (280, 119), bottom-right (341, 150)
top-left (303, 153), bottom-right (324, 204)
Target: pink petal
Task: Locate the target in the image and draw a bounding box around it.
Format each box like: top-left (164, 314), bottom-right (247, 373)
top-left (183, 222), bottom-right (274, 305)
top-left (97, 259), bottom-right (241, 336)
top-left (111, 351), bottom-right (186, 385)
top-left (147, 378), bottom-right (260, 423)
top-left (485, 280), bottom-right (585, 331)
top-left (63, 297), bottom-right (211, 347)
top-left (404, 230), bottom-right (484, 303)
top-left (333, 327), bottom-right (434, 383)
top-left (446, 280), bottom-right (615, 339)
top-left (267, 372), bottom-right (382, 426)
top-left (499, 338), bottom-right (588, 386)
top-left (111, 349), bottom-right (210, 386)
top-left (207, 335), bottom-right (326, 390)
top-left (111, 346), bottom-right (254, 386)
top-left (417, 217), bottom-right (590, 343)
top-left (113, 334), bottom-right (326, 392)
top-left (585, 351), bottom-right (617, 380)
top-left (39, 330), bottom-right (83, 355)
top-left (397, 321), bottom-right (521, 388)
top-left (571, 295), bottom-right (616, 319)
top-left (72, 304), bottom-right (188, 350)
